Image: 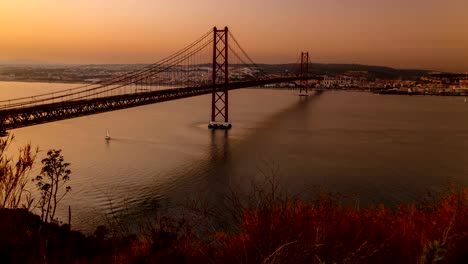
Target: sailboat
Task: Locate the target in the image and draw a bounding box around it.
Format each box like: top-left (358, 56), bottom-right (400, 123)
top-left (105, 130), bottom-right (111, 140)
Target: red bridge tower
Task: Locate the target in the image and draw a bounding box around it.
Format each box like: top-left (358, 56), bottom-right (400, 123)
top-left (299, 52), bottom-right (310, 96)
top-left (208, 26), bottom-right (232, 129)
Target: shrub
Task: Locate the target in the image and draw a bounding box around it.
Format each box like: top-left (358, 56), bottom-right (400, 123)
top-left (0, 134), bottom-right (37, 210)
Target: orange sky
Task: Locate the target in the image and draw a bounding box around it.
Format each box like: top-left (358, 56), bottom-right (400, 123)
top-left (1, 0), bottom-right (467, 72)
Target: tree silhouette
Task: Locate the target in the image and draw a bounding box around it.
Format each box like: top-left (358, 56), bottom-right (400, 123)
top-left (33, 149), bottom-right (71, 223)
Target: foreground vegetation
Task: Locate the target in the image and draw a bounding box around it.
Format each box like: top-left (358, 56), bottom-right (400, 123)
top-left (1, 188), bottom-right (466, 264)
top-left (1, 136), bottom-right (467, 263)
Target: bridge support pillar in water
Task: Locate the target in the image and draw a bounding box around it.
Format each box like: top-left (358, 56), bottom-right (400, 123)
top-left (299, 52), bottom-right (310, 97)
top-left (209, 26), bottom-right (232, 129)
top-left (208, 121), bottom-right (232, 129)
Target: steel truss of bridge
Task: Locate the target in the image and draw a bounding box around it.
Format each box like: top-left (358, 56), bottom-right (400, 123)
top-left (0, 77), bottom-right (316, 132)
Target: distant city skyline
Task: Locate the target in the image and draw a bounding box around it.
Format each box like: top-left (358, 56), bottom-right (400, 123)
top-left (1, 0), bottom-right (467, 72)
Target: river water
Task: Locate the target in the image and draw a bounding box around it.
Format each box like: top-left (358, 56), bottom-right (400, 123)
top-left (1, 81), bottom-right (467, 233)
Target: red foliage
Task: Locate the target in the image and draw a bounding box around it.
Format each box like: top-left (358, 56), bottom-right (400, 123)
top-left (4, 190), bottom-right (466, 263)
top-left (207, 190), bottom-right (468, 264)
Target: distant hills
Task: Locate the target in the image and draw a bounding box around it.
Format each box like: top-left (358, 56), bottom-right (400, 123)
top-left (257, 63), bottom-right (432, 80)
top-left (0, 62), bottom-right (441, 81)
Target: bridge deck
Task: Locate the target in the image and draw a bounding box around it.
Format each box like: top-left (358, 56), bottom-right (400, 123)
top-left (0, 77), bottom-right (315, 132)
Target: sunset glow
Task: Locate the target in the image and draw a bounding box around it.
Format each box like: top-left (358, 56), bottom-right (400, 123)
top-left (1, 0), bottom-right (467, 71)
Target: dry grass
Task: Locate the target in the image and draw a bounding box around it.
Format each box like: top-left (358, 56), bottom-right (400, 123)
top-left (205, 189), bottom-right (468, 264)
top-left (0, 134), bottom-right (37, 210)
top-left (1, 187), bottom-right (466, 263)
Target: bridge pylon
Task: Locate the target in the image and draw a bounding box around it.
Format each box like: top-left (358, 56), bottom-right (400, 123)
top-left (208, 26), bottom-right (232, 129)
top-left (299, 52), bottom-right (309, 96)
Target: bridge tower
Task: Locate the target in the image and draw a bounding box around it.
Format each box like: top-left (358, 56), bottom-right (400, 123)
top-left (208, 26), bottom-right (232, 129)
top-left (299, 52), bottom-right (309, 96)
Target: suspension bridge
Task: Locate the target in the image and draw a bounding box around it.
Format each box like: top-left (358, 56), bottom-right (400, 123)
top-left (0, 27), bottom-right (320, 134)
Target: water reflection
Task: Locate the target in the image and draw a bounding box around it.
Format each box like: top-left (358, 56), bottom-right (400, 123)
top-left (209, 129), bottom-right (230, 163)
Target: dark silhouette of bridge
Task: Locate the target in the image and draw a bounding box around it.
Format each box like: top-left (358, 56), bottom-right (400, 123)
top-left (0, 27), bottom-right (319, 134)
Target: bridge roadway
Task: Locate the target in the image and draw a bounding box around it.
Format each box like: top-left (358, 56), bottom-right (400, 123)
top-left (0, 77), bottom-right (316, 132)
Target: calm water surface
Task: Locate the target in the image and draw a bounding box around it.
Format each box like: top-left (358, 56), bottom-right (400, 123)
top-left (1, 81), bottom-right (467, 232)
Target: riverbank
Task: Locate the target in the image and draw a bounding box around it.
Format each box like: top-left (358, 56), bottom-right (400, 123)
top-left (1, 187), bottom-right (467, 264)
top-left (375, 89), bottom-right (468, 96)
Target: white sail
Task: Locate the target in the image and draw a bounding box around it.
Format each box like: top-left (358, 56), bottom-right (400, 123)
top-left (105, 130), bottom-right (111, 140)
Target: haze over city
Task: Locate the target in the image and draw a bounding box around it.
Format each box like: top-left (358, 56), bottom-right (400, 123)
top-left (1, 0), bottom-right (467, 72)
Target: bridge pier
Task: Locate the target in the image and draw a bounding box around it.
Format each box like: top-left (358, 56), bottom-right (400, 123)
top-left (208, 121), bottom-right (232, 129)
